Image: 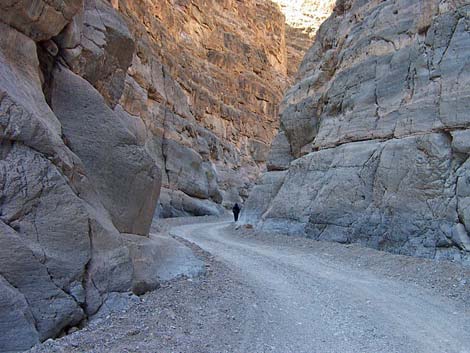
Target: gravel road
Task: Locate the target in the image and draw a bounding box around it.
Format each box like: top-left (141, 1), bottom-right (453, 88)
top-left (171, 221), bottom-right (470, 353)
top-left (30, 219), bottom-right (470, 353)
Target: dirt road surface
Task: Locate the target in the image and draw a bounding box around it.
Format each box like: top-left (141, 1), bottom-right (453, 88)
top-left (30, 219), bottom-right (470, 353)
top-left (171, 221), bottom-right (470, 353)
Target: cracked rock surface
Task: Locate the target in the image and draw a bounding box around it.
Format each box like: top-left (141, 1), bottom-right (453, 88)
top-left (0, 1), bottom-right (161, 351)
top-left (242, 0), bottom-right (470, 264)
top-left (0, 0), bottom-right (329, 350)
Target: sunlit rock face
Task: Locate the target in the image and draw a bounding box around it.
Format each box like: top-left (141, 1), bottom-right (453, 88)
top-left (243, 0), bottom-right (470, 264)
top-left (116, 0), bottom-right (294, 216)
top-left (271, 0), bottom-right (336, 78)
top-left (101, 0), bottom-right (335, 217)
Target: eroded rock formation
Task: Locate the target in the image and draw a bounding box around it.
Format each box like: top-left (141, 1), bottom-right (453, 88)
top-left (243, 0), bottom-right (470, 264)
top-left (272, 0), bottom-right (336, 77)
top-left (115, 0), bottom-right (291, 216)
top-left (0, 1), bottom-right (162, 351)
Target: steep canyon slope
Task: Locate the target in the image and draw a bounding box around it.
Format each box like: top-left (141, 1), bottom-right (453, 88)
top-left (242, 0), bottom-right (470, 264)
top-left (272, 0), bottom-right (336, 77)
top-left (0, 0), bottom-right (330, 351)
top-left (117, 0), bottom-right (288, 216)
top-left (0, 1), bottom-right (164, 351)
top-left (115, 0), bottom-right (334, 217)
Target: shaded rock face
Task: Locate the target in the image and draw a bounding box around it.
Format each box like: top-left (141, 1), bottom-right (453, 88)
top-left (243, 0), bottom-right (470, 264)
top-left (51, 67), bottom-right (161, 236)
top-left (0, 0), bottom-right (160, 350)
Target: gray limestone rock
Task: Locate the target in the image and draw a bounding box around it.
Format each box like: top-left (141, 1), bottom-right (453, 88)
top-left (0, 23), bottom-right (76, 169)
top-left (246, 0), bottom-right (470, 263)
top-left (158, 188), bottom-right (225, 218)
top-left (239, 171), bottom-right (287, 225)
top-left (267, 131), bottom-right (293, 171)
top-left (164, 140), bottom-right (222, 203)
top-left (51, 67), bottom-right (161, 236)
top-left (123, 232), bottom-right (205, 295)
top-left (0, 8), bottom-right (160, 351)
top-left (62, 0), bottom-right (135, 106)
top-left (0, 276), bottom-right (39, 352)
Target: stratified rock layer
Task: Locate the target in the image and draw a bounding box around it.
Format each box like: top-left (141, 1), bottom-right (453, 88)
top-left (243, 0), bottom-right (470, 264)
top-left (116, 0), bottom-right (291, 215)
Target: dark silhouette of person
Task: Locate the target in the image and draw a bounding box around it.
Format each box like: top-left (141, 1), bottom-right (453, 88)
top-left (232, 203), bottom-right (241, 222)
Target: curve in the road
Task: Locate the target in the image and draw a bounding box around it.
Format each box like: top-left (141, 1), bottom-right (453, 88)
top-left (171, 221), bottom-right (470, 353)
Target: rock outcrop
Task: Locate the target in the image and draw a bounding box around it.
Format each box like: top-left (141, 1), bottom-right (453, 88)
top-left (272, 0), bottom-right (336, 78)
top-left (0, 1), bottom-right (162, 351)
top-left (243, 0), bottom-right (470, 264)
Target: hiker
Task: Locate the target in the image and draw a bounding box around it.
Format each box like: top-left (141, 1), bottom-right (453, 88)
top-left (232, 203), bottom-right (241, 222)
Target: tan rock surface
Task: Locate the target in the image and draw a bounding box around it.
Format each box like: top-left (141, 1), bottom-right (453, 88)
top-left (116, 0), bottom-right (292, 215)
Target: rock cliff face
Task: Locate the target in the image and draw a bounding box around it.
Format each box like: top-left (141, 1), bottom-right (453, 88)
top-left (243, 0), bottom-right (470, 264)
top-left (115, 0), bottom-right (292, 216)
top-left (272, 0), bottom-right (336, 77)
top-left (0, 1), bottom-right (162, 351)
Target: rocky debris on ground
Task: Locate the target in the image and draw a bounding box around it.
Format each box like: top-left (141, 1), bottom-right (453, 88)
top-left (28, 220), bottom-right (255, 353)
top-left (28, 219), bottom-right (470, 353)
top-left (242, 0), bottom-right (470, 264)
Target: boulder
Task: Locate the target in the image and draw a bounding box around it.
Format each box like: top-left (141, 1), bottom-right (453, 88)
top-left (51, 67), bottom-right (161, 236)
top-left (122, 232), bottom-right (205, 295)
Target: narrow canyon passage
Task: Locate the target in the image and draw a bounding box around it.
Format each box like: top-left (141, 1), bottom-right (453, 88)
top-left (29, 219), bottom-right (470, 353)
top-left (172, 222), bottom-right (470, 353)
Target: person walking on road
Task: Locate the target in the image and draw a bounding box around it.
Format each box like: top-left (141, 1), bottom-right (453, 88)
top-left (232, 203), bottom-right (241, 222)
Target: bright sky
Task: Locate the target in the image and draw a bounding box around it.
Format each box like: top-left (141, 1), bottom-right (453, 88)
top-left (271, 0), bottom-right (336, 36)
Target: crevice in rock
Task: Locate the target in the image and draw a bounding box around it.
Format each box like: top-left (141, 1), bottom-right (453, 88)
top-left (160, 65), bottom-right (173, 185)
top-left (37, 41), bottom-right (59, 106)
top-left (81, 219), bottom-right (101, 316)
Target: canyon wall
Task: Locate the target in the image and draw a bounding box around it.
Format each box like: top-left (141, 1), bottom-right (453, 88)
top-left (113, 0), bottom-right (333, 217)
top-left (272, 0), bottom-right (336, 78)
top-left (0, 0), bottom-right (328, 350)
top-left (115, 0), bottom-right (290, 217)
top-left (243, 0), bottom-right (470, 264)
